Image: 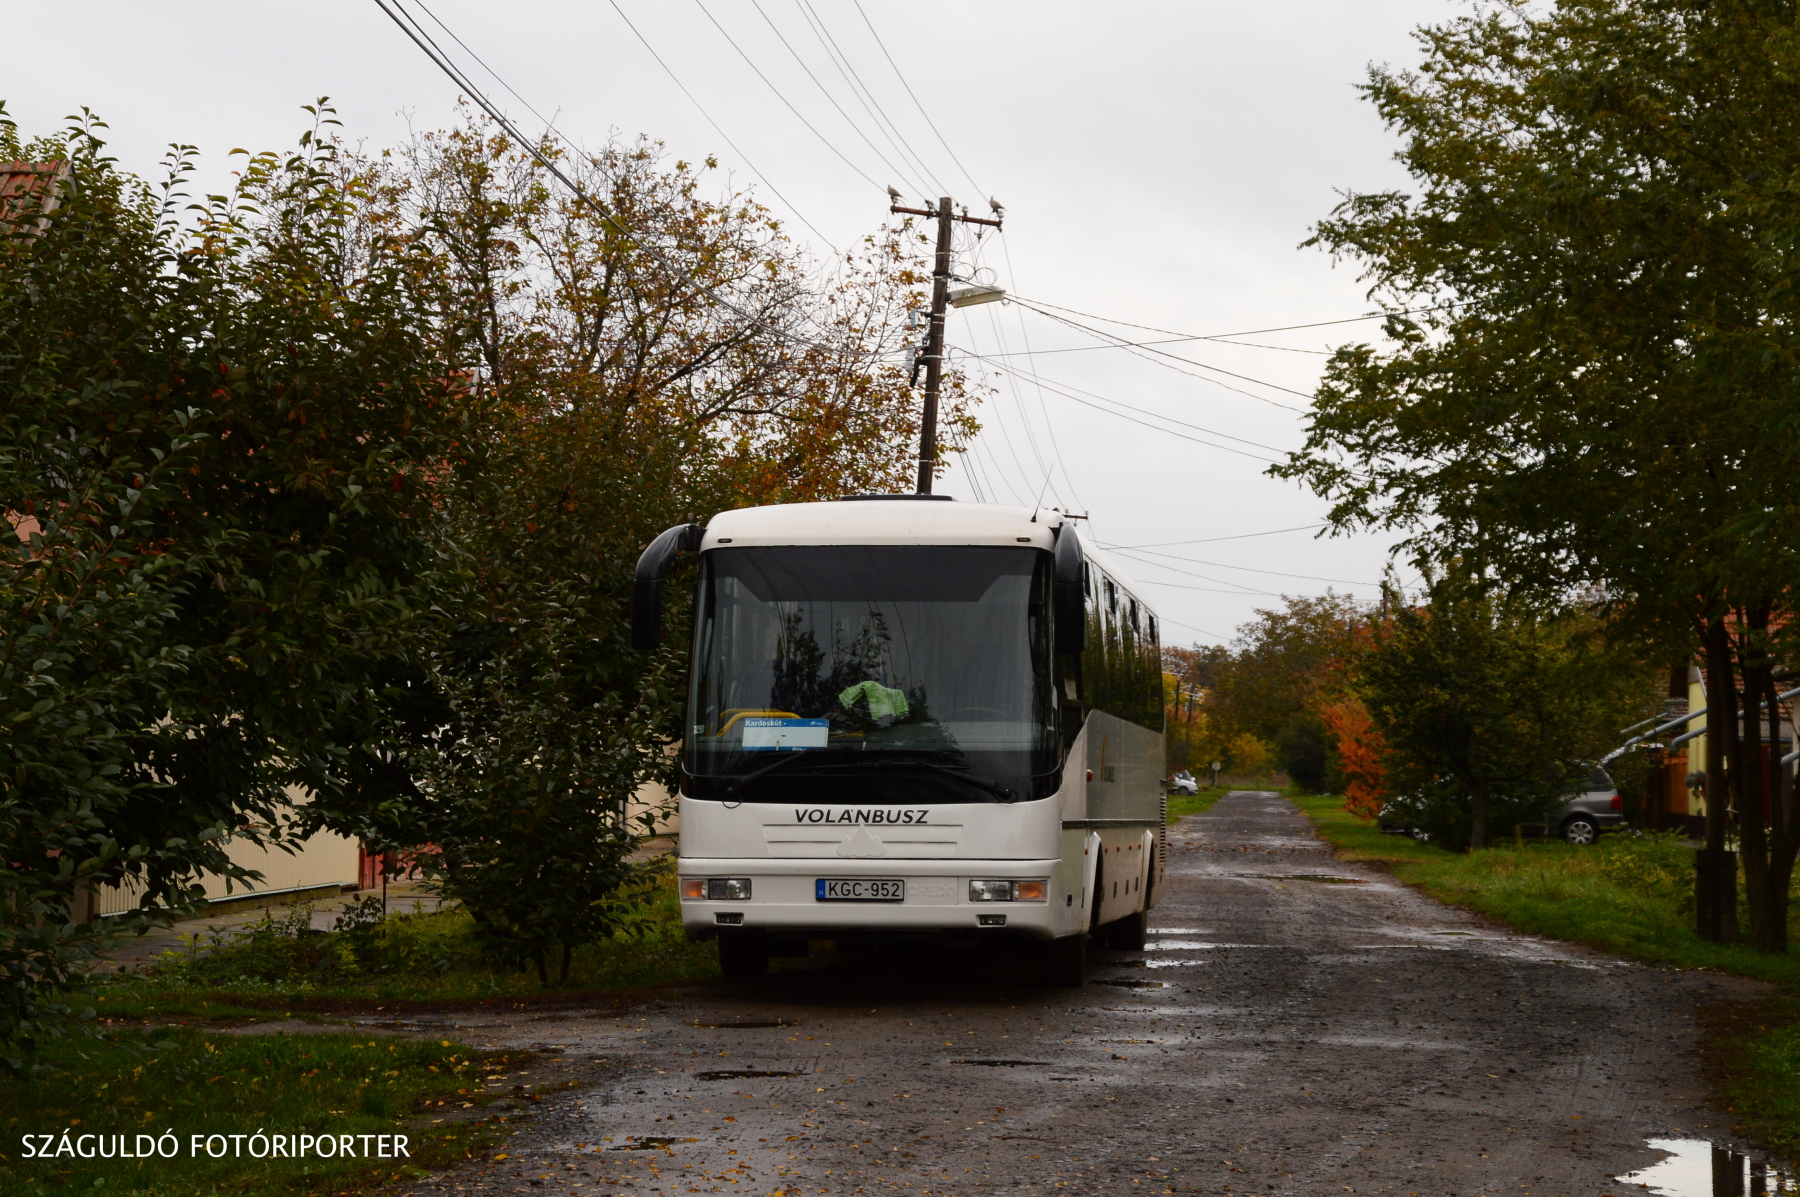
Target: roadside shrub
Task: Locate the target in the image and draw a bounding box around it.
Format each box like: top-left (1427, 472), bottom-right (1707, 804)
top-left (149, 900), bottom-right (480, 988)
top-left (1592, 832), bottom-right (1695, 912)
top-left (135, 872), bottom-right (711, 1000)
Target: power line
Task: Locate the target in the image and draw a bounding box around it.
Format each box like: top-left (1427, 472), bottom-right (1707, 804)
top-left (1158, 614), bottom-right (1231, 643)
top-left (979, 362), bottom-right (1059, 496)
top-left (995, 231), bottom-right (1086, 514)
top-left (851, 0), bottom-right (986, 198)
top-left (963, 351), bottom-right (1290, 459)
top-left (407, 0), bottom-right (568, 141)
top-left (1134, 578), bottom-right (1283, 598)
top-left (600, 0), bottom-right (840, 251)
top-left (377, 0), bottom-right (850, 322)
top-left (793, 0), bottom-right (950, 199)
top-left (972, 302), bottom-right (1067, 510)
top-left (1051, 394), bottom-right (1282, 461)
top-left (979, 336), bottom-right (1331, 358)
top-left (1014, 300), bottom-right (1314, 408)
top-left (693, 0), bottom-right (888, 194)
top-left (1028, 387), bottom-right (1284, 463)
top-left (1109, 524), bottom-right (1326, 549)
top-left (747, 0), bottom-right (929, 198)
top-left (1012, 295), bottom-right (1462, 343)
top-left (971, 433), bottom-right (1026, 504)
top-left (1101, 550), bottom-right (1295, 595)
top-left (1100, 542), bottom-right (1380, 587)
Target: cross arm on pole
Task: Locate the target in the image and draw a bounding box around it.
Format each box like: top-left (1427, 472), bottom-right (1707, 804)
top-left (889, 204), bottom-right (1003, 229)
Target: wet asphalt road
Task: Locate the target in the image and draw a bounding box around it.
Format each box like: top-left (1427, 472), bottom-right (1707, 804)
top-left (393, 791), bottom-right (1761, 1197)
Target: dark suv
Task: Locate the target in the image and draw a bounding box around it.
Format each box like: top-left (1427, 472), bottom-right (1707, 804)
top-left (1377, 767), bottom-right (1624, 845)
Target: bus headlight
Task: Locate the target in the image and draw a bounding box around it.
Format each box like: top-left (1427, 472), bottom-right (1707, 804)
top-left (684, 878), bottom-right (752, 900)
top-left (969, 880), bottom-right (1049, 902)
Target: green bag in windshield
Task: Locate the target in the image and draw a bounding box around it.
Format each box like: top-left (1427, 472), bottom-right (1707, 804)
top-left (838, 680), bottom-right (910, 721)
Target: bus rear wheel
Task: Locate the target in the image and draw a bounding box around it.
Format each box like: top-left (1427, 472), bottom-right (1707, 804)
top-left (718, 935), bottom-right (768, 980)
top-left (1040, 933), bottom-right (1086, 987)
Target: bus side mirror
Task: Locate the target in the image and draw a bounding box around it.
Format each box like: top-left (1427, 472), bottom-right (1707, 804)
top-left (632, 523), bottom-right (706, 651)
top-left (1053, 524), bottom-right (1085, 655)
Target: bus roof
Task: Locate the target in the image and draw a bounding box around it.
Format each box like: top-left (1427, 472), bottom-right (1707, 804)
top-left (701, 498), bottom-right (1158, 624)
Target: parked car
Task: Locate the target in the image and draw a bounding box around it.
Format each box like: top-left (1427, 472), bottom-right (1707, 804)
top-left (1377, 767), bottom-right (1624, 845)
top-left (1166, 770), bottom-right (1199, 796)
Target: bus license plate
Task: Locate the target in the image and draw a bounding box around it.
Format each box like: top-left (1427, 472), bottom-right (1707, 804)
top-left (816, 878), bottom-right (905, 902)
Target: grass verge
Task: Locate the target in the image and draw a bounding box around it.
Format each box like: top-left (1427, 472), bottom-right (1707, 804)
top-left (1709, 995), bottom-right (1800, 1162)
top-left (97, 873), bottom-right (720, 1021)
top-left (0, 1027), bottom-right (527, 1196)
top-left (1292, 791), bottom-right (1800, 1161)
top-left (1166, 790), bottom-right (1224, 823)
top-left (1290, 792), bottom-right (1800, 983)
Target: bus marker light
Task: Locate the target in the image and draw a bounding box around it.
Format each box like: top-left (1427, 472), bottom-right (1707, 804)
top-left (681, 879), bottom-right (706, 899)
top-left (1014, 880), bottom-right (1048, 902)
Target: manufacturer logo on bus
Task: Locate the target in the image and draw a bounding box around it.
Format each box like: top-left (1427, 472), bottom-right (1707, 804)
top-left (793, 808), bottom-right (929, 825)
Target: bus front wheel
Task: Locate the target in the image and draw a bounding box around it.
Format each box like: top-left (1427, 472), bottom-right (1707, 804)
top-left (1040, 933), bottom-right (1087, 987)
top-left (718, 936), bottom-right (768, 980)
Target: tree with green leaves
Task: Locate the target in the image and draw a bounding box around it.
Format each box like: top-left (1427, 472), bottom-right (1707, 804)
top-left (1277, 1), bottom-right (1800, 943)
top-left (0, 102), bottom-right (467, 1058)
top-left (1358, 573), bottom-right (1633, 850)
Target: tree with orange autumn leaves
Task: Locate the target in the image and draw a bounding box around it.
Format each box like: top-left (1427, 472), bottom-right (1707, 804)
top-left (1166, 584), bottom-right (1657, 843)
top-left (328, 108), bottom-right (983, 981)
top-left (1317, 697), bottom-right (1386, 819)
top-left (1164, 593), bottom-right (1371, 791)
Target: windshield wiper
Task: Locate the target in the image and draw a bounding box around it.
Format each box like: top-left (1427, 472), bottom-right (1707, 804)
top-left (716, 751), bottom-right (1017, 800)
top-left (717, 748), bottom-right (843, 793)
top-left (825, 758), bottom-right (1017, 801)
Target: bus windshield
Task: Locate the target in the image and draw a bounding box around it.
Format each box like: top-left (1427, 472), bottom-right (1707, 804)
top-left (685, 545), bottom-right (1058, 803)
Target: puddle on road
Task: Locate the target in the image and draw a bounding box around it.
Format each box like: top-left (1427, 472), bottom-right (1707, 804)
top-left (690, 1019), bottom-right (796, 1029)
top-left (1233, 873), bottom-right (1369, 884)
top-left (692, 1069), bottom-right (799, 1080)
top-left (1150, 928), bottom-right (1213, 935)
top-left (952, 1058), bottom-right (1050, 1067)
top-left (1145, 958), bottom-right (1203, 969)
top-left (607, 1137), bottom-right (692, 1151)
top-left (1146, 940), bottom-right (1269, 951)
top-left (1617, 1139), bottom-right (1797, 1194)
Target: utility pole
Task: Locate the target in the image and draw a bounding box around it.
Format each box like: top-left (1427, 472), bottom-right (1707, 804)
top-left (889, 194), bottom-right (1002, 494)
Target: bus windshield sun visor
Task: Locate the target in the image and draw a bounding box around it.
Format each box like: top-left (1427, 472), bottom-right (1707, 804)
top-left (632, 522), bottom-right (705, 651)
top-left (1053, 524), bottom-right (1086, 655)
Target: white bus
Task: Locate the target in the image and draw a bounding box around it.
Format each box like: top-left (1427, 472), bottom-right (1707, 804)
top-left (632, 495), bottom-right (1166, 986)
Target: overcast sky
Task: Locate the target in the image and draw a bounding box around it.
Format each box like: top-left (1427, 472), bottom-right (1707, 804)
top-left (8, 0), bottom-right (1455, 647)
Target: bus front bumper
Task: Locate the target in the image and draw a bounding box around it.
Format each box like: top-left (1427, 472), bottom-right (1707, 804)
top-left (678, 858), bottom-right (1070, 942)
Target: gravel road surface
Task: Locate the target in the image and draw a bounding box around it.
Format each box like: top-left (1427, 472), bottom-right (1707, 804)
top-left (391, 791), bottom-right (1762, 1196)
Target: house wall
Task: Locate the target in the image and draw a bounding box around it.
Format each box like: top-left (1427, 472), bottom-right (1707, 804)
top-left (92, 786), bottom-right (363, 918)
top-left (91, 780), bottom-right (679, 920)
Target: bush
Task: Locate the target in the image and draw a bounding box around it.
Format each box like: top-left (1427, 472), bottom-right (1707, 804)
top-left (124, 873), bottom-right (719, 1007)
top-left (149, 899), bottom-right (480, 989)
